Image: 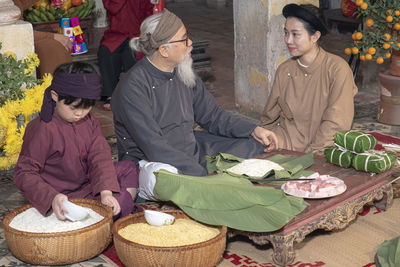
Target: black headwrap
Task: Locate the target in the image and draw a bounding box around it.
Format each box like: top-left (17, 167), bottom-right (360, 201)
top-left (40, 72), bottom-right (101, 123)
top-left (282, 4), bottom-right (328, 36)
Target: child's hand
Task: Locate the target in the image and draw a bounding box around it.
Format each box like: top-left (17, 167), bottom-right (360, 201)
top-left (101, 190), bottom-right (121, 216)
top-left (52, 193), bottom-right (68, 220)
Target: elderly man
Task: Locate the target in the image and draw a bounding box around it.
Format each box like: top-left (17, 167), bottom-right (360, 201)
top-left (111, 9), bottom-right (278, 179)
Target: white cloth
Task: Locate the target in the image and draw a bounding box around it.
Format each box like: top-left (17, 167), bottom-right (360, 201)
top-left (138, 160), bottom-right (178, 201)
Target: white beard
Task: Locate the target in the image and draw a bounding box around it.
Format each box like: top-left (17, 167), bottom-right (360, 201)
top-left (177, 54), bottom-right (196, 89)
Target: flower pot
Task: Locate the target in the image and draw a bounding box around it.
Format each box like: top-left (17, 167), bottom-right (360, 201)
top-left (390, 50), bottom-right (400, 77)
top-left (377, 70), bottom-right (400, 125)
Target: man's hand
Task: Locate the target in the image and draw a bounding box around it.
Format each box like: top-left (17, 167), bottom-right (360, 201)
top-left (101, 190), bottom-right (121, 216)
top-left (53, 33), bottom-right (72, 52)
top-left (251, 126), bottom-right (278, 152)
top-left (52, 193), bottom-right (68, 220)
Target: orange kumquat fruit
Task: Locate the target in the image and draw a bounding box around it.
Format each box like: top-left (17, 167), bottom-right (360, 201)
top-left (352, 47), bottom-right (359, 55)
top-left (383, 43), bottom-right (391, 49)
top-left (360, 2), bottom-right (368, 10)
top-left (355, 0), bottom-right (363, 6)
top-left (367, 47), bottom-right (376, 55)
top-left (366, 19), bottom-right (374, 27)
top-left (376, 57), bottom-right (384, 64)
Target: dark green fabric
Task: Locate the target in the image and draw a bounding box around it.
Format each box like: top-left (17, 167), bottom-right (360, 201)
top-left (376, 236), bottom-right (400, 267)
top-left (324, 147), bottom-right (354, 168)
top-left (206, 152), bottom-right (314, 180)
top-left (334, 130), bottom-right (377, 153)
top-left (352, 151), bottom-right (397, 173)
top-left (153, 170), bottom-right (308, 232)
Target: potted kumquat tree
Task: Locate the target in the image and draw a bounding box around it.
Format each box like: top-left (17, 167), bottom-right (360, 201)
top-left (344, 0), bottom-right (400, 125)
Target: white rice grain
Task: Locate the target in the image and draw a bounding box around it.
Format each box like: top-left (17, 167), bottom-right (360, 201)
top-left (9, 207), bottom-right (104, 233)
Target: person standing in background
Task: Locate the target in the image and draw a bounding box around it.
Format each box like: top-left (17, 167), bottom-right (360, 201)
top-left (98, 0), bottom-right (153, 110)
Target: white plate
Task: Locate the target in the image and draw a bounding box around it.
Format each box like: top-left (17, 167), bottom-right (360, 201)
top-left (281, 179), bottom-right (347, 199)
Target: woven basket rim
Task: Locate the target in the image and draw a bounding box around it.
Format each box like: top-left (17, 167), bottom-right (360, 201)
top-left (3, 198), bottom-right (113, 237)
top-left (113, 210), bottom-right (227, 251)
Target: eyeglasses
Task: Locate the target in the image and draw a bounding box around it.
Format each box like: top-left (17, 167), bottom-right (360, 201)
top-left (168, 33), bottom-right (190, 46)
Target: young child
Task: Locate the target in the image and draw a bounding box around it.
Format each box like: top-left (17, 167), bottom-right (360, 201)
top-left (14, 62), bottom-right (139, 220)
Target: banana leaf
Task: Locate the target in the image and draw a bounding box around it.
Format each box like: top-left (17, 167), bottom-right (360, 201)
top-left (206, 153), bottom-right (244, 174)
top-left (179, 195), bottom-right (307, 232)
top-left (324, 147), bottom-right (354, 168)
top-left (334, 130), bottom-right (377, 153)
top-left (352, 151), bottom-right (397, 173)
top-left (376, 236), bottom-right (400, 267)
top-left (206, 152), bottom-right (314, 180)
top-left (153, 170), bottom-right (308, 232)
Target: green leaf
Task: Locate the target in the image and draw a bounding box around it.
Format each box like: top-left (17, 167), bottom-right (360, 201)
top-left (153, 169), bottom-right (308, 232)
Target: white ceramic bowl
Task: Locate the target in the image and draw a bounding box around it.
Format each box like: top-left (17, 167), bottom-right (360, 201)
top-left (144, 210), bottom-right (175, 226)
top-left (62, 200), bottom-right (89, 221)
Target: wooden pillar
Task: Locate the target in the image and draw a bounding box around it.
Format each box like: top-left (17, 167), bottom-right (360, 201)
top-left (233, 0), bottom-right (318, 117)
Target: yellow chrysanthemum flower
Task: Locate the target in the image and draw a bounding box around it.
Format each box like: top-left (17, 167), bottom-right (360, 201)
top-left (27, 52), bottom-right (40, 67)
top-left (0, 75), bottom-right (51, 170)
top-left (3, 51), bottom-right (17, 60)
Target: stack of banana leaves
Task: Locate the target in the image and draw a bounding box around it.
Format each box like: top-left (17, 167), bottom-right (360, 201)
top-left (153, 152), bottom-right (314, 232)
top-left (24, 0), bottom-right (95, 23)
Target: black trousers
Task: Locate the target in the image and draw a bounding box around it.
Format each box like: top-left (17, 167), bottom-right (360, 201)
top-left (97, 39), bottom-right (136, 98)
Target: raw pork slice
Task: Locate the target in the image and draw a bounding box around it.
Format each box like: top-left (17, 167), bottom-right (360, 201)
top-left (282, 172), bottom-right (346, 198)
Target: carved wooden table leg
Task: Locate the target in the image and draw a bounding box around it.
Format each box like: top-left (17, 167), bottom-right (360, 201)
top-left (270, 234), bottom-right (296, 266)
top-left (374, 184), bottom-right (393, 210)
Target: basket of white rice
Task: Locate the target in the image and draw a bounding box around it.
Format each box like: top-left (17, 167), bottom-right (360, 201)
top-left (3, 198), bottom-right (113, 265)
top-left (113, 210), bottom-right (227, 267)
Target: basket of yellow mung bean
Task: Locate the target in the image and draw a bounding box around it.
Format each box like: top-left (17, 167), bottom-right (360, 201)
top-left (112, 209), bottom-right (227, 267)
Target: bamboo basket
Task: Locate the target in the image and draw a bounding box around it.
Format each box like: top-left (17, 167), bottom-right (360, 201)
top-left (3, 198), bottom-right (113, 265)
top-left (113, 210), bottom-right (227, 267)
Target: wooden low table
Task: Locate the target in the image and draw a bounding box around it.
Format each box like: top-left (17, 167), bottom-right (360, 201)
top-left (229, 150), bottom-right (397, 266)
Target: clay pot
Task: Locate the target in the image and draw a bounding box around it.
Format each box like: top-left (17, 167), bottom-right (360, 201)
top-left (377, 70), bottom-right (400, 125)
top-left (390, 50), bottom-right (400, 77)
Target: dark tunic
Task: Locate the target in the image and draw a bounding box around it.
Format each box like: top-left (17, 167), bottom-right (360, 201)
top-left (14, 113), bottom-right (138, 217)
top-left (111, 58), bottom-right (264, 176)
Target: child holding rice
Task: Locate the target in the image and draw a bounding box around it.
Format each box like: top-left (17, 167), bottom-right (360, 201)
top-left (14, 62), bottom-right (139, 220)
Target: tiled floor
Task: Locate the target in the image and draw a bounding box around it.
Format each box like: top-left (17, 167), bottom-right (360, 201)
top-left (92, 1), bottom-right (400, 138)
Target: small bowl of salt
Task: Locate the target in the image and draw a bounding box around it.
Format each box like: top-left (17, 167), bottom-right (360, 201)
top-left (62, 200), bottom-right (89, 221)
top-left (144, 210), bottom-right (175, 226)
